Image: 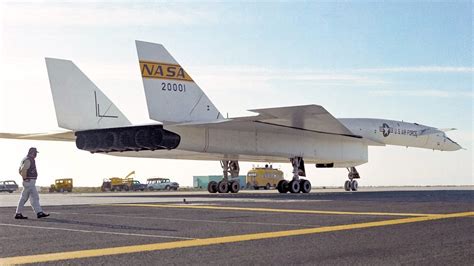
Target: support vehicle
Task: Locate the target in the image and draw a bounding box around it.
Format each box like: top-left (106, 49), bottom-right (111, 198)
top-left (147, 178), bottom-right (179, 191)
top-left (49, 178), bottom-right (73, 192)
top-left (0, 180), bottom-right (19, 193)
top-left (246, 165), bottom-right (284, 190)
top-left (101, 171), bottom-right (146, 191)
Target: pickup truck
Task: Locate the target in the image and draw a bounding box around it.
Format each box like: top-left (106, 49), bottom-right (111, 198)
top-left (0, 180), bottom-right (19, 193)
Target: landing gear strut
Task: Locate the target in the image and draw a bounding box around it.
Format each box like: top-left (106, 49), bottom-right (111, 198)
top-left (277, 157), bottom-right (311, 194)
top-left (344, 167), bottom-right (360, 191)
top-left (208, 160), bottom-right (240, 193)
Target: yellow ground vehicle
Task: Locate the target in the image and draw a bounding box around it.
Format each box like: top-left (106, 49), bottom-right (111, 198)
top-left (101, 171), bottom-right (146, 192)
top-left (49, 178), bottom-right (73, 192)
top-left (246, 166), bottom-right (284, 190)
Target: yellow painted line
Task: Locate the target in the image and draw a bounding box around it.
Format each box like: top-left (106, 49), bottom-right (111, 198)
top-left (100, 203), bottom-right (438, 217)
top-left (1, 212), bottom-right (471, 265)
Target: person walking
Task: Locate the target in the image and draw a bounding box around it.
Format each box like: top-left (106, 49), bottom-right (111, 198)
top-left (14, 147), bottom-right (49, 219)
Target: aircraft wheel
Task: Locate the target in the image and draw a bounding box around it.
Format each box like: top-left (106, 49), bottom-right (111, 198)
top-left (277, 180), bottom-right (288, 193)
top-left (289, 180), bottom-right (301, 193)
top-left (344, 180), bottom-right (351, 191)
top-left (217, 181), bottom-right (229, 193)
top-left (207, 181), bottom-right (218, 193)
top-left (300, 179), bottom-right (311, 193)
top-left (229, 181), bottom-right (240, 193)
top-left (351, 180), bottom-right (358, 191)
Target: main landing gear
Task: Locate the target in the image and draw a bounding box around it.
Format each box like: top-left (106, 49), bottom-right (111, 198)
top-left (277, 157), bottom-right (311, 194)
top-left (344, 167), bottom-right (360, 191)
top-left (208, 160), bottom-right (241, 193)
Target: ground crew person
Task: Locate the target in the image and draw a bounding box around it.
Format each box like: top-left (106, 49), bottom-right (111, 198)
top-left (14, 147), bottom-right (49, 219)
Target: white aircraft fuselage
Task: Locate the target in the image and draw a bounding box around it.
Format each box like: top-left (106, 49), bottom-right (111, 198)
top-left (109, 118), bottom-right (461, 168)
top-left (339, 118), bottom-right (461, 151)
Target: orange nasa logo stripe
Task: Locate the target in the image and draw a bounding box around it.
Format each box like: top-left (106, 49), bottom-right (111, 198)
top-left (140, 61), bottom-right (193, 82)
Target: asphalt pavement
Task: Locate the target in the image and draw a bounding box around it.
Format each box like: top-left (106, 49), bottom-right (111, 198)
top-left (0, 188), bottom-right (472, 265)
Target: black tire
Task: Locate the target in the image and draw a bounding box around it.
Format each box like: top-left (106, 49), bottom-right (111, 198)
top-left (351, 180), bottom-right (358, 191)
top-left (254, 186), bottom-right (260, 190)
top-left (217, 181), bottom-right (229, 193)
top-left (277, 180), bottom-right (289, 193)
top-left (300, 179), bottom-right (311, 193)
top-left (264, 183), bottom-right (270, 190)
top-left (229, 181), bottom-right (240, 193)
top-left (289, 180), bottom-right (300, 193)
top-left (165, 185), bottom-right (170, 191)
top-left (207, 181), bottom-right (218, 193)
top-left (344, 180), bottom-right (351, 191)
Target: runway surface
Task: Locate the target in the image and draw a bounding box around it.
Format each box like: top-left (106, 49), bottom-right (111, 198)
top-left (0, 188), bottom-right (472, 265)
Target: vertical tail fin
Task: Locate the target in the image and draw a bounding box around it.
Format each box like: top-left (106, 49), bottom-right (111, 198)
top-left (135, 40), bottom-right (223, 124)
top-left (45, 58), bottom-right (131, 131)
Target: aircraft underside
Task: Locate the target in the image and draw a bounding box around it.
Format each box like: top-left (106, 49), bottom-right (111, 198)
top-left (108, 147), bottom-right (365, 167)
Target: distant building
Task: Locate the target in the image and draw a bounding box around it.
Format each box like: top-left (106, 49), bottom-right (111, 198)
top-left (193, 175), bottom-right (246, 189)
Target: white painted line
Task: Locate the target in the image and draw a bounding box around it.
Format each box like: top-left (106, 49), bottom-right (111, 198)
top-left (0, 223), bottom-right (196, 240)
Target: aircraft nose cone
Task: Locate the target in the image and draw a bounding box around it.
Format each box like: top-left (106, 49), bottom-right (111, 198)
top-left (445, 140), bottom-right (462, 151)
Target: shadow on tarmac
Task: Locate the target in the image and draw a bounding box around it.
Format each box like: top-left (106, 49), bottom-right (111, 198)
top-left (83, 190), bottom-right (474, 203)
top-left (36, 218), bottom-right (178, 232)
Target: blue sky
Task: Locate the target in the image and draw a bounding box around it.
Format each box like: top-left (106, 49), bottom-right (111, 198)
top-left (0, 1), bottom-right (472, 187)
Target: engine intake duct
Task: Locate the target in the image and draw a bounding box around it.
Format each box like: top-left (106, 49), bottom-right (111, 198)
top-left (75, 125), bottom-right (180, 153)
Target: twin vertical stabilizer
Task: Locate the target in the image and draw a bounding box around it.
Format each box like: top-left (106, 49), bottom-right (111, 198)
top-left (45, 58), bottom-right (131, 131)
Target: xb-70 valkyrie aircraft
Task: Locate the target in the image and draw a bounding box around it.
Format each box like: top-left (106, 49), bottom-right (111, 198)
top-left (0, 40), bottom-right (462, 194)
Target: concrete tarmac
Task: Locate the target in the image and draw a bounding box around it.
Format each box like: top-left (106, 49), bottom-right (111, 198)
top-left (0, 187), bottom-right (472, 265)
